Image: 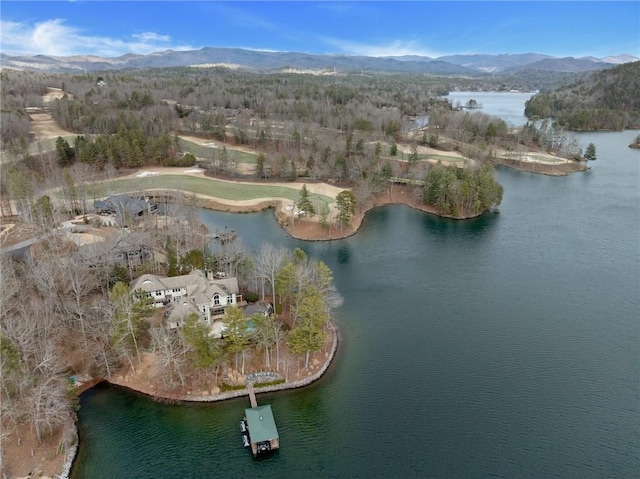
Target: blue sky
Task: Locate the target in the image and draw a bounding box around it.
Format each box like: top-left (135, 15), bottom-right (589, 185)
top-left (1, 1), bottom-right (638, 58)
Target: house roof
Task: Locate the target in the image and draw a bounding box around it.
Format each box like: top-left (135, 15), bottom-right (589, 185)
top-left (76, 231), bottom-right (149, 264)
top-left (165, 300), bottom-right (200, 324)
top-left (130, 274), bottom-right (170, 293)
top-left (93, 194), bottom-right (152, 222)
top-left (245, 405), bottom-right (279, 443)
top-left (129, 271), bottom-right (240, 304)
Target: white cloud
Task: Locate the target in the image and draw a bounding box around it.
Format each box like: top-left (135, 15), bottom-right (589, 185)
top-left (321, 37), bottom-right (442, 58)
top-left (132, 32), bottom-right (171, 43)
top-left (0, 19), bottom-right (194, 57)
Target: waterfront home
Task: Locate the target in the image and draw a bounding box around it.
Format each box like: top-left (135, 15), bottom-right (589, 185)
top-left (129, 270), bottom-right (245, 328)
top-left (93, 194), bottom-right (157, 225)
top-left (78, 233), bottom-right (151, 269)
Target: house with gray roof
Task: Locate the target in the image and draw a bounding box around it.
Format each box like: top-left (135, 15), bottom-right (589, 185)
top-left (130, 270), bottom-right (245, 329)
top-left (93, 194), bottom-right (157, 225)
top-left (77, 233), bottom-right (151, 268)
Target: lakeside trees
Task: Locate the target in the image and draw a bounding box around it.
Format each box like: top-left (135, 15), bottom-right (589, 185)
top-left (1, 224), bottom-right (339, 456)
top-left (109, 282), bottom-right (154, 369)
top-left (296, 184), bottom-right (315, 218)
top-left (422, 163), bottom-right (503, 217)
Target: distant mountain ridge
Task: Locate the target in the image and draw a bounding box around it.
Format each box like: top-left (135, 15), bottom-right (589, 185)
top-left (1, 47), bottom-right (637, 74)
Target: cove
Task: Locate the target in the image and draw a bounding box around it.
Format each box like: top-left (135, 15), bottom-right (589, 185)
top-left (72, 131), bottom-right (639, 478)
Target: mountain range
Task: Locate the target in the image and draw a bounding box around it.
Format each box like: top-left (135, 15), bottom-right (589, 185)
top-left (1, 47), bottom-right (637, 75)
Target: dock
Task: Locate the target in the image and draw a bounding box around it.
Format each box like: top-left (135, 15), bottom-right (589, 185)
top-left (247, 381), bottom-right (258, 408)
top-left (241, 380), bottom-right (279, 456)
top-left (212, 228), bottom-right (237, 243)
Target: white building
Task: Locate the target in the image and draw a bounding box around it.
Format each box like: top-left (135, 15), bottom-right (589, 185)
top-left (129, 270), bottom-right (245, 329)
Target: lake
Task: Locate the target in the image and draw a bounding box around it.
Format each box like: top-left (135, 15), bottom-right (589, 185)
top-left (71, 111), bottom-right (639, 477)
top-left (408, 91), bottom-right (534, 131)
top-left (446, 91), bottom-right (535, 126)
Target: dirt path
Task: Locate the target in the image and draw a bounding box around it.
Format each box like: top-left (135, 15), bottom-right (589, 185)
top-left (28, 113), bottom-right (76, 142)
top-left (27, 88), bottom-right (77, 142)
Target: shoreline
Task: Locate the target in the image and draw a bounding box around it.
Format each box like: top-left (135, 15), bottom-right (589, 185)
top-left (9, 183), bottom-right (468, 479)
top-left (63, 322), bottom-right (339, 478)
top-left (166, 184), bottom-right (485, 242)
top-left (104, 321), bottom-right (339, 403)
top-left (493, 157), bottom-right (588, 176)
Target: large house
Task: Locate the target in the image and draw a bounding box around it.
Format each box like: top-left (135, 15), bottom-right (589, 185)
top-left (129, 270), bottom-right (245, 329)
top-left (93, 194), bottom-right (157, 225)
top-left (77, 233), bottom-right (151, 269)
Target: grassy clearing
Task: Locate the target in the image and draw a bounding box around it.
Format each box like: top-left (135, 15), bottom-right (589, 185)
top-left (178, 139), bottom-right (257, 164)
top-left (80, 175), bottom-right (334, 206)
top-left (29, 135), bottom-right (78, 154)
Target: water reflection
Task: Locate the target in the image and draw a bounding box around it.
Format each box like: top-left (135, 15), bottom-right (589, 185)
top-left (421, 210), bottom-right (499, 241)
top-left (336, 245), bottom-right (351, 264)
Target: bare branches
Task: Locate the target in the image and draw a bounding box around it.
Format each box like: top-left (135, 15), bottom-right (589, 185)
top-left (254, 243), bottom-right (288, 302)
top-left (150, 327), bottom-right (188, 389)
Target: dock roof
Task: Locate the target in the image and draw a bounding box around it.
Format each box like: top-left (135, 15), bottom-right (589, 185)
top-left (245, 405), bottom-right (279, 443)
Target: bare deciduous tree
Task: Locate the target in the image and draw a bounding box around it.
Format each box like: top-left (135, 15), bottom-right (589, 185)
top-left (255, 243), bottom-right (288, 302)
top-left (150, 327), bottom-right (188, 389)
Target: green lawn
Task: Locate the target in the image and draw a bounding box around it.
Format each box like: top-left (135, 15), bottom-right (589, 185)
top-left (81, 175), bottom-right (334, 206)
top-left (178, 139), bottom-right (258, 164)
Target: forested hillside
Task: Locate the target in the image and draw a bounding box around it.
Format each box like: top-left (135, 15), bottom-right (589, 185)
top-left (524, 61), bottom-right (640, 130)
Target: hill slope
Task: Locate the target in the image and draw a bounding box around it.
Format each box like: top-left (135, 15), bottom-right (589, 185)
top-left (524, 61), bottom-right (640, 130)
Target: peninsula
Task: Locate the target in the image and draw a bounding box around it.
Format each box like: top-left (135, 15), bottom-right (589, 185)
top-left (0, 51), bottom-right (617, 479)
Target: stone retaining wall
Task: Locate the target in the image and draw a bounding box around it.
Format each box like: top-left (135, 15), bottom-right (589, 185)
top-left (176, 321), bottom-right (338, 403)
top-left (59, 444), bottom-right (77, 479)
top-left (61, 323), bottom-right (337, 478)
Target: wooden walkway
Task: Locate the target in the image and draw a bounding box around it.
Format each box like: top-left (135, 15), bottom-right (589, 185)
top-left (247, 381), bottom-right (257, 408)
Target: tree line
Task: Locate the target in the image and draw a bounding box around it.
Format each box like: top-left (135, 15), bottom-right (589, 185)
top-left (2, 66), bottom-right (512, 216)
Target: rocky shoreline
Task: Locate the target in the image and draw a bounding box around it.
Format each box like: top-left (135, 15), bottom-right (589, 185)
top-left (107, 321), bottom-right (338, 403)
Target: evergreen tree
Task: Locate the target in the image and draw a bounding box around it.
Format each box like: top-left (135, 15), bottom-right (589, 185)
top-left (256, 153), bottom-right (265, 179)
top-left (287, 286), bottom-right (329, 369)
top-left (408, 143), bottom-right (419, 163)
top-left (182, 313), bottom-right (221, 369)
top-left (223, 306), bottom-right (251, 374)
top-left (296, 184), bottom-right (315, 217)
top-left (335, 190), bottom-right (356, 230)
top-left (390, 142), bottom-right (398, 156)
top-left (584, 143), bottom-right (597, 161)
top-left (55, 136), bottom-right (74, 167)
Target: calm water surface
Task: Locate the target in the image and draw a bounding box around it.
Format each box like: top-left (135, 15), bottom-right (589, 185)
top-left (446, 91), bottom-right (535, 126)
top-left (72, 127), bottom-right (639, 477)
